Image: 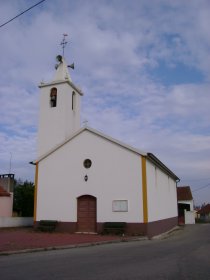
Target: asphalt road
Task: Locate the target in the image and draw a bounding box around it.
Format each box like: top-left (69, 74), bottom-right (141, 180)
top-left (0, 224), bottom-right (210, 280)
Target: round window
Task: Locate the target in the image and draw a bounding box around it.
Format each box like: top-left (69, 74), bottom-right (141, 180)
top-left (83, 159), bottom-right (92, 169)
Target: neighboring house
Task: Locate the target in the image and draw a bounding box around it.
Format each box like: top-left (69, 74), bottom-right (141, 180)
top-left (177, 186), bottom-right (195, 224)
top-left (0, 185), bottom-right (13, 217)
top-left (197, 204), bottom-right (210, 222)
top-left (194, 206), bottom-right (201, 219)
top-left (32, 55), bottom-right (180, 238)
top-left (0, 174), bottom-right (14, 193)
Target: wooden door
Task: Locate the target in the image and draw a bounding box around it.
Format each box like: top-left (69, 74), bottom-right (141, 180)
top-left (77, 195), bottom-right (96, 232)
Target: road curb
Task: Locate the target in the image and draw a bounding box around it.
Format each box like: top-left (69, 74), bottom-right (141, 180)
top-left (0, 236), bottom-right (148, 256)
top-left (151, 226), bottom-right (182, 240)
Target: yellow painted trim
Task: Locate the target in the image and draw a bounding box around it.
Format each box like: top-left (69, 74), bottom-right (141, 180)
top-left (141, 156), bottom-right (148, 223)
top-left (33, 163), bottom-right (39, 222)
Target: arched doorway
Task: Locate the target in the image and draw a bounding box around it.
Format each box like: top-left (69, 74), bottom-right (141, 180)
top-left (77, 195), bottom-right (97, 233)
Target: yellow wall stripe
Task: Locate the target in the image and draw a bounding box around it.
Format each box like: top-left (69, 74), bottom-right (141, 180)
top-left (33, 163), bottom-right (39, 222)
top-left (141, 156), bottom-right (148, 223)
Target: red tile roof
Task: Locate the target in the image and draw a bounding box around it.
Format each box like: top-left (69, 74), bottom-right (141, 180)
top-left (197, 204), bottom-right (210, 215)
top-left (177, 186), bottom-right (193, 201)
top-left (0, 185), bottom-right (10, 197)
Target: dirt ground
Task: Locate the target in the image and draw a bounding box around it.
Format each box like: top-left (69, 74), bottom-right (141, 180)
top-left (0, 227), bottom-right (122, 253)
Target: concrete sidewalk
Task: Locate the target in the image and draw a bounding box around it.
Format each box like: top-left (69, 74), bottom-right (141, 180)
top-left (0, 227), bottom-right (147, 255)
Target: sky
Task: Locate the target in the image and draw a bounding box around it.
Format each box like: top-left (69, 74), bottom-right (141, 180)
top-left (0, 0), bottom-right (210, 206)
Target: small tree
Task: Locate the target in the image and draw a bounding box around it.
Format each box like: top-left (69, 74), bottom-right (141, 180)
top-left (13, 180), bottom-right (34, 217)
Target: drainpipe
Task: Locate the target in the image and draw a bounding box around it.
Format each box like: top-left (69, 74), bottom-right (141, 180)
top-left (176, 178), bottom-right (181, 224)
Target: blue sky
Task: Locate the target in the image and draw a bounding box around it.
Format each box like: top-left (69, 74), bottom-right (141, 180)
top-left (0, 0), bottom-right (210, 205)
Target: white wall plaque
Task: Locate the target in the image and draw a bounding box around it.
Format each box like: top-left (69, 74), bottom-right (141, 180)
top-left (112, 200), bottom-right (128, 212)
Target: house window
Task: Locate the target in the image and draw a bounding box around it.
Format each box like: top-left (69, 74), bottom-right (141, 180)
top-left (83, 159), bottom-right (92, 169)
top-left (112, 200), bottom-right (128, 212)
top-left (72, 91), bottom-right (76, 110)
top-left (50, 87), bottom-right (57, 107)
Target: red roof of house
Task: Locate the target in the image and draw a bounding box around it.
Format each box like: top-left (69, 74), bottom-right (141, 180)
top-left (197, 204), bottom-right (210, 215)
top-left (177, 186), bottom-right (193, 201)
top-left (0, 185), bottom-right (10, 197)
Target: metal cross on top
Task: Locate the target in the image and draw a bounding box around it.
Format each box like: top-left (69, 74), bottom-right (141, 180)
top-left (60, 33), bottom-right (68, 57)
top-left (83, 120), bottom-right (89, 127)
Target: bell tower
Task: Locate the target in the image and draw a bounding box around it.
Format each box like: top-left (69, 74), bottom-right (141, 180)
top-left (37, 51), bottom-right (83, 157)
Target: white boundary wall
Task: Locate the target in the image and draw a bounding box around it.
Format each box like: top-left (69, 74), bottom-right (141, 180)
top-left (0, 217), bottom-right (33, 228)
top-left (184, 210), bottom-right (195, 224)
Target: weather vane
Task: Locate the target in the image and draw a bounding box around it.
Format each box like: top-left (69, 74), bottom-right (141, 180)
top-left (60, 33), bottom-right (68, 57)
top-left (55, 33), bottom-right (74, 71)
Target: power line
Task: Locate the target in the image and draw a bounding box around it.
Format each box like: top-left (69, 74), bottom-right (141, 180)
top-left (192, 183), bottom-right (210, 193)
top-left (0, 0), bottom-right (46, 29)
top-left (181, 177), bottom-right (210, 182)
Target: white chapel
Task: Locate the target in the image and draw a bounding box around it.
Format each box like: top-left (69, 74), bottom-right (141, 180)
top-left (33, 53), bottom-right (180, 237)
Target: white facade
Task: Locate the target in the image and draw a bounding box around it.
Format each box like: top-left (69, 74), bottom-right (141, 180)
top-left (35, 127), bottom-right (179, 230)
top-left (36, 129), bottom-right (144, 223)
top-left (147, 160), bottom-right (178, 222)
